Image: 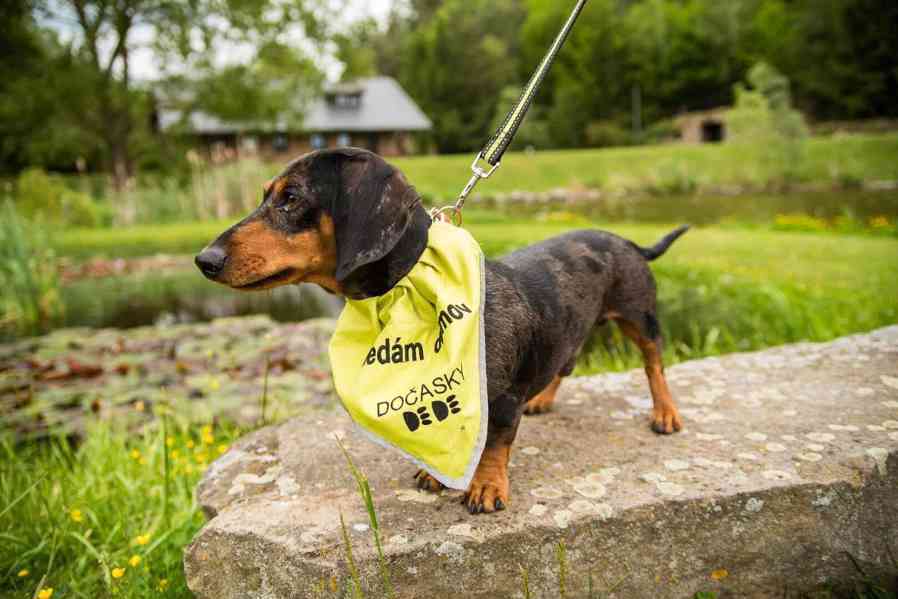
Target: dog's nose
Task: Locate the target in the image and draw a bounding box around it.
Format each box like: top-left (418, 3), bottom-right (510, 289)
top-left (195, 247), bottom-right (227, 280)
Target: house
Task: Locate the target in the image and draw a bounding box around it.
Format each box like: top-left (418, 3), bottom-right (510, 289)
top-left (673, 107), bottom-right (729, 144)
top-left (157, 77), bottom-right (432, 158)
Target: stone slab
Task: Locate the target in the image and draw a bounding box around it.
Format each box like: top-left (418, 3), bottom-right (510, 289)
top-left (185, 327), bottom-right (898, 598)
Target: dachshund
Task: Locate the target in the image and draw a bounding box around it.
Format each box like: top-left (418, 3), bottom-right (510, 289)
top-left (196, 147), bottom-right (687, 514)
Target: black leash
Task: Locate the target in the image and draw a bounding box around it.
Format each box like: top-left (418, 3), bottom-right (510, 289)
top-left (432, 0), bottom-right (589, 224)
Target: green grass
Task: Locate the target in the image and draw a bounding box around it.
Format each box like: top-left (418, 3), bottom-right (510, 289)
top-left (388, 134), bottom-right (898, 200)
top-left (0, 419), bottom-right (242, 599)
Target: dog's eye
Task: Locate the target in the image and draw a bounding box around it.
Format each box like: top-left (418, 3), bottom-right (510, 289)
top-left (278, 193), bottom-right (299, 213)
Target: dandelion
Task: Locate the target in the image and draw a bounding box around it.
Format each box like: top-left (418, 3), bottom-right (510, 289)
top-left (130, 448), bottom-right (141, 460)
top-left (37, 588), bottom-right (53, 599)
top-left (165, 436), bottom-right (174, 447)
top-left (194, 452), bottom-right (208, 465)
top-left (135, 533), bottom-right (150, 546)
top-left (201, 425), bottom-right (213, 436)
top-left (129, 555), bottom-right (142, 567)
top-left (112, 567), bottom-right (126, 579)
top-left (170, 450), bottom-right (180, 460)
top-left (202, 432), bottom-right (214, 445)
top-left (17, 569), bottom-right (28, 577)
top-left (186, 440), bottom-right (195, 449)
top-left (158, 578), bottom-right (169, 591)
top-left (217, 444), bottom-right (228, 455)
top-left (70, 508), bottom-right (83, 523)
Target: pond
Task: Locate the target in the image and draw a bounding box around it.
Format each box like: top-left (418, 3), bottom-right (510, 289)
top-left (60, 270), bottom-right (343, 331)
top-left (48, 189), bottom-right (897, 334)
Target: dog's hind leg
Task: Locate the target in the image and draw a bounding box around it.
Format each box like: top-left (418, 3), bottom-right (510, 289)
top-left (523, 354), bottom-right (576, 415)
top-left (615, 315), bottom-right (683, 434)
top-left (524, 376), bottom-right (560, 414)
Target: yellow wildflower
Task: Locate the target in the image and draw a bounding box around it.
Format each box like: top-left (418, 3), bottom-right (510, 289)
top-left (201, 425), bottom-right (213, 436)
top-left (186, 440), bottom-right (195, 449)
top-left (37, 589), bottom-right (53, 599)
top-left (202, 432), bottom-right (214, 445)
top-left (112, 567), bottom-right (126, 579)
top-left (870, 215), bottom-right (890, 229)
top-left (17, 569), bottom-right (29, 577)
top-left (209, 378), bottom-right (220, 391)
top-left (165, 436), bottom-right (174, 447)
top-left (134, 400), bottom-right (146, 412)
top-left (194, 452), bottom-right (208, 464)
top-left (129, 555), bottom-right (142, 567)
top-left (217, 444), bottom-right (228, 455)
top-left (130, 448), bottom-right (141, 460)
top-left (158, 578), bottom-right (169, 591)
top-left (170, 450), bottom-right (180, 460)
top-left (70, 508), bottom-right (83, 523)
top-left (711, 568), bottom-right (729, 581)
top-left (184, 464), bottom-right (195, 474)
top-left (139, 457), bottom-right (148, 466)
top-left (135, 533), bottom-right (150, 546)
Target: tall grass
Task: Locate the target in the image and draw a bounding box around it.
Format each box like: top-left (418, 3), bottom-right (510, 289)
top-left (0, 202), bottom-right (63, 337)
top-left (0, 418), bottom-right (239, 599)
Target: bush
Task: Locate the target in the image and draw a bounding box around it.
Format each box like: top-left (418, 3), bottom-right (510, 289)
top-left (0, 201), bottom-right (63, 337)
top-left (643, 119), bottom-right (680, 144)
top-left (585, 120), bottom-right (632, 148)
top-left (14, 168), bottom-right (110, 227)
top-left (727, 63), bottom-right (809, 187)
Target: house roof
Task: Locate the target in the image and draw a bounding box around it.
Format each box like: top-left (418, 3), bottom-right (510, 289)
top-left (157, 77), bottom-right (432, 135)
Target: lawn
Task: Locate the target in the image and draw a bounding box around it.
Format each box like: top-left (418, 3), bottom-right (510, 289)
top-left (389, 133), bottom-right (898, 200)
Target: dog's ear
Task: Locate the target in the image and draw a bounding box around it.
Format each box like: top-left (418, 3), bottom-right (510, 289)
top-left (317, 149), bottom-right (430, 298)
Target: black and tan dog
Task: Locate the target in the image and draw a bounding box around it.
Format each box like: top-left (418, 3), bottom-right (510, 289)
top-left (196, 148), bottom-right (687, 514)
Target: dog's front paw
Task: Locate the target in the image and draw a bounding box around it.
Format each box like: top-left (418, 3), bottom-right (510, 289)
top-left (413, 469), bottom-right (445, 492)
top-left (651, 403), bottom-right (683, 434)
top-left (463, 453), bottom-right (509, 514)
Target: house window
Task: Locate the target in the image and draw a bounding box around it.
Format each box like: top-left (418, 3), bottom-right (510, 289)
top-left (333, 94), bottom-right (361, 109)
top-left (272, 134), bottom-right (289, 153)
top-left (310, 134), bottom-right (326, 150)
top-left (336, 133), bottom-right (351, 147)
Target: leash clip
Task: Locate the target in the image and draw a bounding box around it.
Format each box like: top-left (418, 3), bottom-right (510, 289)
top-left (432, 153), bottom-right (501, 227)
top-left (454, 153), bottom-right (500, 215)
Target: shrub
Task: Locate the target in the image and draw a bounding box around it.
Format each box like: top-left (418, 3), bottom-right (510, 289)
top-left (0, 201), bottom-right (63, 337)
top-left (643, 118), bottom-right (680, 144)
top-left (727, 62), bottom-right (809, 186)
top-left (14, 168), bottom-right (110, 227)
top-left (585, 120), bottom-right (632, 148)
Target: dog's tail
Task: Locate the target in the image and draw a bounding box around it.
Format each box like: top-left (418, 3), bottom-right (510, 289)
top-left (632, 225), bottom-right (690, 261)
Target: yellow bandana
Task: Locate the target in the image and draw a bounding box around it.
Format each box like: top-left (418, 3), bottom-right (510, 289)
top-left (329, 221), bottom-right (487, 489)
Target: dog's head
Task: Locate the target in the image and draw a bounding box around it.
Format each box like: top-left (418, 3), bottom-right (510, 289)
top-left (195, 148), bottom-right (430, 299)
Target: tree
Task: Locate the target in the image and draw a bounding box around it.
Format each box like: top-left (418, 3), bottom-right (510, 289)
top-left (33, 0), bottom-right (326, 189)
top-left (0, 1), bottom-right (98, 172)
top-left (334, 18), bottom-right (380, 81)
top-left (395, 0), bottom-right (525, 154)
